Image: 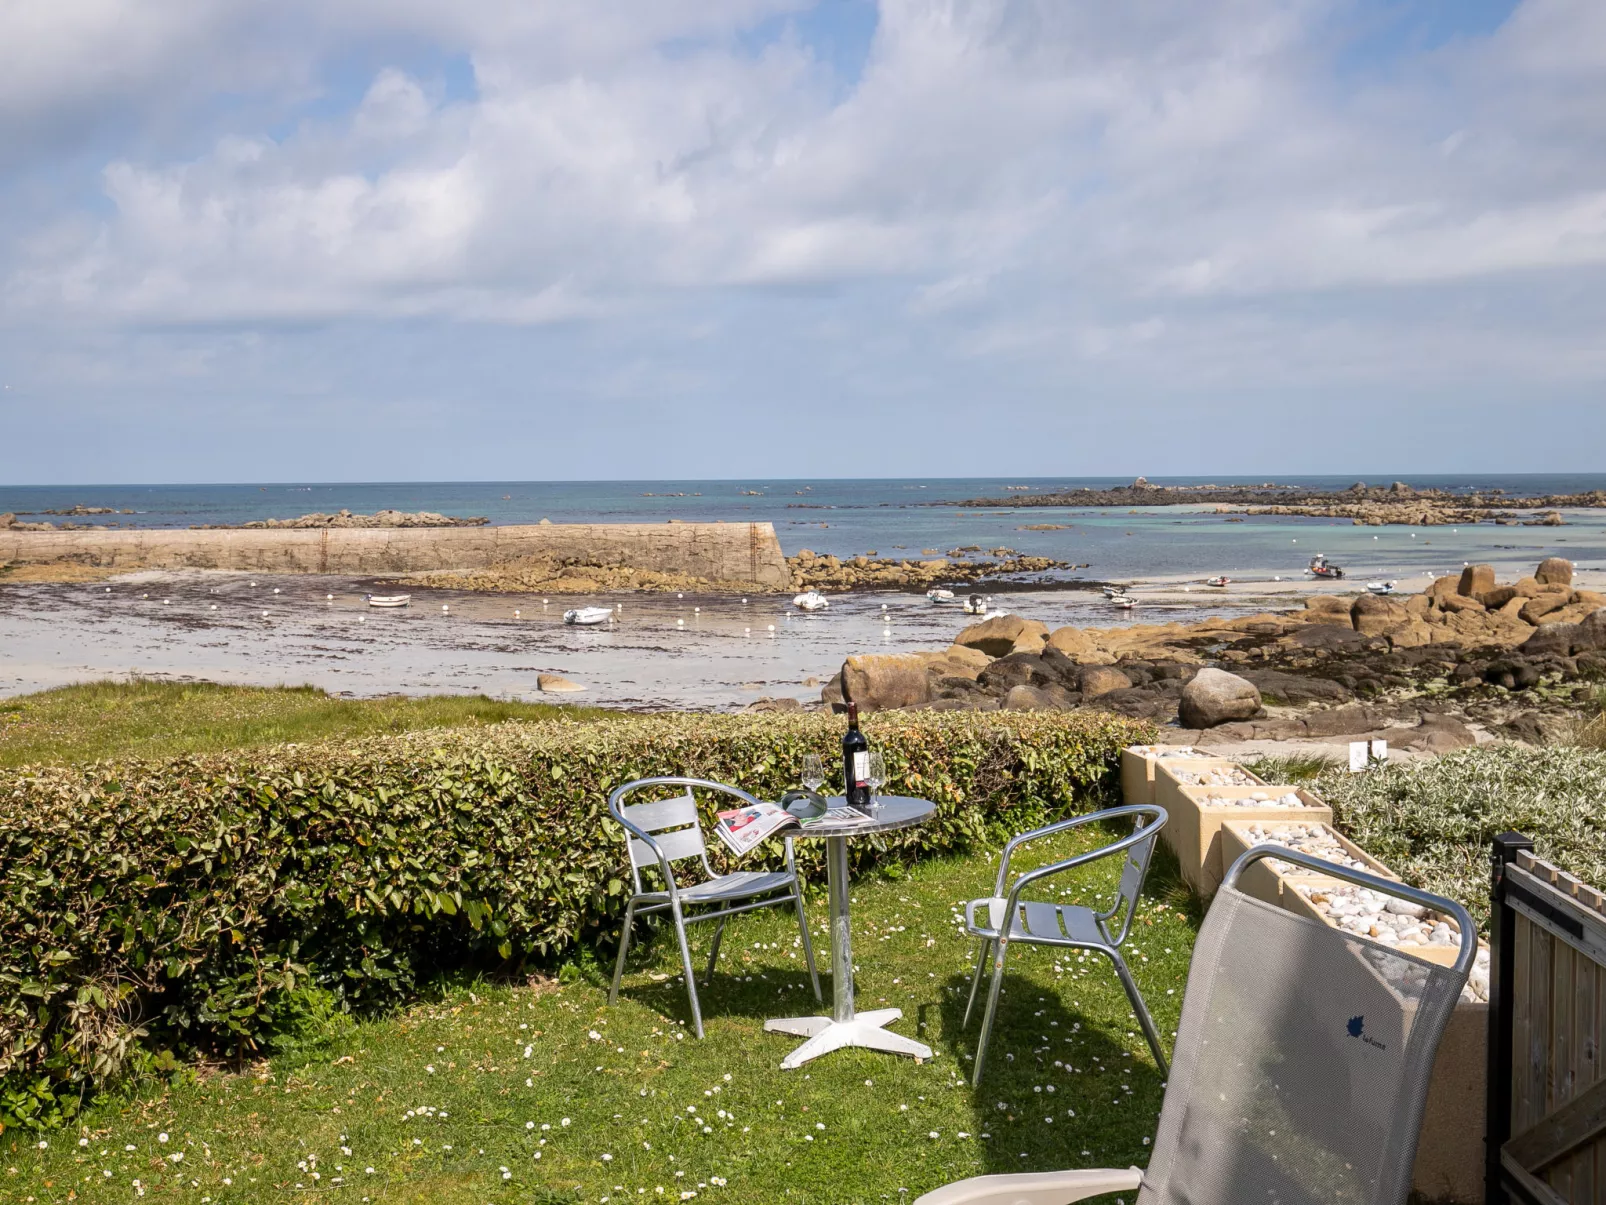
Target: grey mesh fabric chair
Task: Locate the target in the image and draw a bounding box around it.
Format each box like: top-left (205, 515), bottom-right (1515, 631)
top-left (962, 804), bottom-right (1168, 1084)
top-left (916, 847), bottom-right (1476, 1205)
top-left (607, 777), bottom-right (821, 1037)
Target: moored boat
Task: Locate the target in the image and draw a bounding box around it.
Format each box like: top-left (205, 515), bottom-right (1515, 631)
top-left (962, 594), bottom-right (987, 615)
top-left (1307, 554), bottom-right (1345, 580)
top-left (792, 591), bottom-right (830, 612)
top-left (563, 606), bottom-right (615, 626)
top-left (1366, 580), bottom-right (1397, 595)
top-left (1205, 576), bottom-right (1230, 588)
top-left (926, 588), bottom-right (956, 604)
top-left (365, 593), bottom-right (411, 608)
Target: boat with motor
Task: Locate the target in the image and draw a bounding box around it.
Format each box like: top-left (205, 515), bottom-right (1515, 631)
top-left (962, 594), bottom-right (988, 615)
top-left (563, 606), bottom-right (615, 626)
top-left (926, 588), bottom-right (956, 604)
top-left (365, 593), bottom-right (411, 608)
top-left (1307, 554), bottom-right (1345, 580)
top-left (1366, 580), bottom-right (1398, 595)
top-left (1101, 585), bottom-right (1125, 598)
top-left (792, 591), bottom-right (830, 612)
top-left (1205, 576), bottom-right (1230, 588)
top-left (1112, 596), bottom-right (1138, 610)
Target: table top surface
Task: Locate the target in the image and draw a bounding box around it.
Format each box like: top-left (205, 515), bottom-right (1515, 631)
top-left (785, 795), bottom-right (936, 838)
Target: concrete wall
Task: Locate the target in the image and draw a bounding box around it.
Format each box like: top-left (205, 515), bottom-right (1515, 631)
top-left (0, 522), bottom-right (792, 588)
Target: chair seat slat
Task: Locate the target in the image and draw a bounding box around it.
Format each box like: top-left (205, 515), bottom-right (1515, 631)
top-left (630, 825), bottom-right (706, 868)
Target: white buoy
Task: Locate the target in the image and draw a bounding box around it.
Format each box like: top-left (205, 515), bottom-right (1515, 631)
top-left (442, 605), bottom-right (449, 613)
top-left (142, 593), bottom-right (148, 599)
top-left (105, 587), bottom-right (111, 593)
top-left (677, 618), bottom-right (684, 626)
top-left (744, 627), bottom-right (750, 634)
top-left (542, 598), bottom-right (549, 605)
top-left (326, 593), bottom-right (333, 600)
top-left (210, 604), bottom-right (217, 611)
top-left (262, 611), bottom-right (269, 618)
top-left (883, 628), bottom-right (892, 636)
top-left (694, 606), bottom-right (700, 613)
top-left (514, 610), bottom-right (521, 618)
top-left (677, 593), bottom-right (684, 599)
top-left (163, 598), bottom-right (170, 604)
top-left (741, 598), bottom-right (748, 604)
top-left (273, 588), bottom-right (280, 595)
top-left (358, 616), bottom-right (365, 623)
top-left (250, 582), bottom-right (257, 587)
top-left (1273, 576), bottom-right (1280, 581)
top-left (767, 624), bottom-right (775, 632)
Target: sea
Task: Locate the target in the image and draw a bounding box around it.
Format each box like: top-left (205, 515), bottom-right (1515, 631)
top-left (5, 475), bottom-right (1606, 583)
top-left (4, 476), bottom-right (1605, 709)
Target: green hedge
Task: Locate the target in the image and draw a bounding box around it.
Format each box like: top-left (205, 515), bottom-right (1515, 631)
top-left (0, 709), bottom-right (1148, 1127)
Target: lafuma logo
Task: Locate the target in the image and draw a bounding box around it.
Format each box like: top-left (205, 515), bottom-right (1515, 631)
top-left (1347, 1014), bottom-right (1387, 1051)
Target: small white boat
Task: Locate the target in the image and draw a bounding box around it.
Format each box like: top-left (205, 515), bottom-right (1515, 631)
top-left (1101, 585), bottom-right (1124, 598)
top-left (792, 591), bottom-right (830, 612)
top-left (926, 588), bottom-right (956, 604)
top-left (962, 594), bottom-right (987, 615)
top-left (1113, 596), bottom-right (1138, 610)
top-left (365, 593), bottom-right (411, 608)
top-left (564, 606), bottom-right (615, 626)
top-left (1205, 576), bottom-right (1230, 588)
top-left (1366, 581), bottom-right (1397, 595)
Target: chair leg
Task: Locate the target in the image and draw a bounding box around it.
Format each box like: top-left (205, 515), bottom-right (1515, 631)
top-left (793, 889), bottom-right (822, 1004)
top-left (670, 900), bottom-right (705, 1039)
top-left (1108, 947), bottom-right (1169, 1078)
top-left (705, 917), bottom-right (727, 987)
top-left (608, 899), bottom-right (637, 1006)
top-left (963, 938), bottom-right (992, 1029)
top-left (972, 939), bottom-right (1010, 1087)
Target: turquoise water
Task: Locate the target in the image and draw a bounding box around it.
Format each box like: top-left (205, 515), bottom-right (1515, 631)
top-left (4, 476), bottom-right (1604, 583)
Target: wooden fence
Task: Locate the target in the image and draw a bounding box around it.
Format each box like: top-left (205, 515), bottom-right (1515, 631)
top-left (1487, 834), bottom-right (1606, 1204)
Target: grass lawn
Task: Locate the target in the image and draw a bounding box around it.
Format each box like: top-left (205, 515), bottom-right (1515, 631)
top-left (0, 681), bottom-right (611, 768)
top-left (6, 823), bottom-right (1198, 1204)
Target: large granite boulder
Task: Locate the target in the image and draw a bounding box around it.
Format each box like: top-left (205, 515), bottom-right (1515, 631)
top-left (1536, 557), bottom-right (1574, 587)
top-left (955, 614), bottom-right (1049, 658)
top-left (1046, 624), bottom-right (1099, 658)
top-left (1301, 595), bottom-right (1353, 625)
top-left (1178, 667), bottom-right (1262, 728)
top-left (840, 654), bottom-right (932, 711)
top-left (1458, 564), bottom-right (1497, 597)
top-left (978, 653), bottom-right (1055, 693)
top-left (1078, 666), bottom-right (1133, 699)
top-left (1519, 591), bottom-right (1573, 625)
top-left (1003, 683), bottom-right (1073, 711)
top-left (1351, 593), bottom-right (1409, 636)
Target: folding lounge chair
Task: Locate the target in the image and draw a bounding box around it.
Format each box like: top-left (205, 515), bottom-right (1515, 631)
top-left (607, 776), bottom-right (822, 1038)
top-left (916, 845), bottom-right (1477, 1205)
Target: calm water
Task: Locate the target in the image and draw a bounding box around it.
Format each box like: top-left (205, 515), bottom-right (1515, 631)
top-left (4, 476), bottom-right (1605, 583)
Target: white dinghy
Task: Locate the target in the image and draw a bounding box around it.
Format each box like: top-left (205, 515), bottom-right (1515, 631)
top-left (564, 606), bottom-right (615, 626)
top-left (926, 588), bottom-right (956, 604)
top-left (1366, 580), bottom-right (1398, 595)
top-left (365, 593), bottom-right (411, 608)
top-left (792, 591), bottom-right (830, 612)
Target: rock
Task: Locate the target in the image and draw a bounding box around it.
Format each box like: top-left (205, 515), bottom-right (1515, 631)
top-left (940, 643), bottom-right (992, 674)
top-left (1301, 595), bottom-right (1353, 625)
top-left (1574, 610), bottom-right (1606, 651)
top-left (1351, 593), bottom-right (1409, 636)
top-left (1426, 575), bottom-right (1461, 602)
top-left (1393, 715), bottom-right (1477, 753)
top-left (1438, 593), bottom-right (1485, 614)
top-left (1536, 557), bottom-right (1574, 587)
top-left (744, 696), bottom-right (803, 713)
top-left (537, 674), bottom-right (585, 693)
top-left (1482, 659), bottom-right (1541, 691)
top-left (1513, 577), bottom-right (1543, 598)
top-left (1078, 666), bottom-right (1133, 699)
top-left (840, 654), bottom-right (932, 712)
top-left (1300, 704), bottom-right (1387, 738)
top-left (1390, 481), bottom-right (1414, 495)
top-left (1178, 667), bottom-right (1263, 728)
top-left (1003, 684), bottom-right (1067, 711)
top-left (1499, 711), bottom-right (1572, 744)
top-left (1238, 669), bottom-right (1352, 705)
top-left (1386, 620), bottom-right (1436, 649)
top-left (1038, 645), bottom-right (1082, 686)
top-left (978, 653), bottom-right (1052, 693)
top-left (1045, 624), bottom-right (1098, 658)
top-left (955, 614), bottom-right (1050, 658)
top-left (1458, 564), bottom-right (1496, 596)
top-left (1519, 592), bottom-right (1572, 625)
top-left (1289, 623), bottom-right (1370, 651)
top-left (1478, 585), bottom-right (1519, 609)
top-left (820, 672), bottom-right (844, 708)
top-left (1089, 686), bottom-right (1178, 720)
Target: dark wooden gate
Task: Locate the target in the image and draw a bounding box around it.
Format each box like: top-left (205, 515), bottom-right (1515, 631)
top-left (1488, 834), bottom-right (1606, 1203)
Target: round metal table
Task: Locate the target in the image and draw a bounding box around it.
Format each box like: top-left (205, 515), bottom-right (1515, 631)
top-left (763, 795), bottom-right (937, 1069)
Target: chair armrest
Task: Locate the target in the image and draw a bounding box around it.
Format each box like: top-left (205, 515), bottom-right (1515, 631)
top-left (994, 814), bottom-right (1109, 894)
top-left (913, 1167), bottom-right (1142, 1204)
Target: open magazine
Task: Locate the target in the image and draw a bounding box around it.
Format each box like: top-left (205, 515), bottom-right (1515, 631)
top-left (713, 799), bottom-right (873, 856)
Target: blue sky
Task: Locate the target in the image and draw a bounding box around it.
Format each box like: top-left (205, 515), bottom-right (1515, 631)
top-left (3, 0), bottom-right (1605, 484)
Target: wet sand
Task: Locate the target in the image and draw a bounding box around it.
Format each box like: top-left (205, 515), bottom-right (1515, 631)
top-left (0, 570), bottom-right (1281, 710)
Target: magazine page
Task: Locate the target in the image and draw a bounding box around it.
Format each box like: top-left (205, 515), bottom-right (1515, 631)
top-left (713, 801), bottom-right (797, 856)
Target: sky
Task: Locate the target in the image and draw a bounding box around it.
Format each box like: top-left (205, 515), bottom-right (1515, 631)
top-left (2, 0), bottom-right (1605, 484)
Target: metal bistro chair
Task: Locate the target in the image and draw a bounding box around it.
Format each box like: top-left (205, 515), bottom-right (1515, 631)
top-left (962, 804), bottom-right (1169, 1085)
top-left (607, 777), bottom-right (821, 1037)
top-left (916, 847), bottom-right (1477, 1205)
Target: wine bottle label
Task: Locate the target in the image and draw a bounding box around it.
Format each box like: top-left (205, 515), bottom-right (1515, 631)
top-left (852, 752), bottom-right (868, 784)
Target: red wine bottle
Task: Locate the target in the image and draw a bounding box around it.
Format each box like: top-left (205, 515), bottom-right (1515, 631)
top-left (842, 702), bottom-right (870, 810)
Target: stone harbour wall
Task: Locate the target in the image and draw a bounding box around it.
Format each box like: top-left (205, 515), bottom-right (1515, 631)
top-left (0, 522), bottom-right (793, 588)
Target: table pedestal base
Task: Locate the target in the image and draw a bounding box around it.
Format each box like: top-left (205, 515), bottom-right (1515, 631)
top-left (764, 1008), bottom-right (933, 1070)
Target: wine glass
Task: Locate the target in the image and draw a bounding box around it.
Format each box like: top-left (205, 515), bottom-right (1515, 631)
top-left (801, 753), bottom-right (825, 794)
top-left (865, 750), bottom-right (886, 811)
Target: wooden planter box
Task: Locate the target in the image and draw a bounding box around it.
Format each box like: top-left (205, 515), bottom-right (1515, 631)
top-left (1414, 999), bottom-right (1486, 1204)
top-left (1154, 760), bottom-right (1267, 820)
top-left (1120, 745), bottom-right (1210, 807)
top-left (1219, 818), bottom-right (1398, 909)
top-left (1166, 784), bottom-right (1332, 896)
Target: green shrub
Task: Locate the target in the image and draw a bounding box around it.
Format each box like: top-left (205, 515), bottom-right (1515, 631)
top-left (1317, 743), bottom-right (1606, 930)
top-left (0, 708), bottom-right (1148, 1126)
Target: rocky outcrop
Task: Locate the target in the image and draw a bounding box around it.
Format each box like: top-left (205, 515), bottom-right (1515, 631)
top-left (954, 614), bottom-right (1050, 658)
top-left (1536, 557), bottom-right (1574, 587)
top-left (1458, 564), bottom-right (1496, 596)
top-left (537, 674), bottom-right (585, 692)
top-left (1178, 668), bottom-right (1263, 728)
top-left (841, 654), bottom-right (937, 712)
top-left (787, 549), bottom-right (1066, 592)
top-left (205, 509), bottom-right (489, 529)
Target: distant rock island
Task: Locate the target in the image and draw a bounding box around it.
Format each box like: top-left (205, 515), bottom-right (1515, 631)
top-left (945, 479), bottom-right (1606, 525)
top-left (195, 509), bottom-right (490, 529)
